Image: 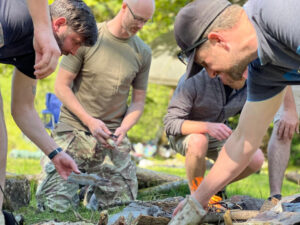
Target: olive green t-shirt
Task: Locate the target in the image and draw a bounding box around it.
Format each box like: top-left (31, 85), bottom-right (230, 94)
top-left (58, 22), bottom-right (152, 132)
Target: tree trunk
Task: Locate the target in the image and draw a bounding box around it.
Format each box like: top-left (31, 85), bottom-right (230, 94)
top-left (138, 179), bottom-right (188, 195)
top-left (285, 172), bottom-right (300, 184)
top-left (136, 167), bottom-right (182, 189)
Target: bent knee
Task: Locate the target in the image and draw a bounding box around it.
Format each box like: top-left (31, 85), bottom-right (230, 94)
top-left (248, 149), bottom-right (264, 172)
top-left (186, 133), bottom-right (208, 158)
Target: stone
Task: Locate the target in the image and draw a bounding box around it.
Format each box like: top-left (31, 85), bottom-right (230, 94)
top-left (3, 173), bottom-right (30, 211)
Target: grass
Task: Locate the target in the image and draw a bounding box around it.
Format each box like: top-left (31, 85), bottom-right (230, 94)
top-left (5, 156), bottom-right (300, 224)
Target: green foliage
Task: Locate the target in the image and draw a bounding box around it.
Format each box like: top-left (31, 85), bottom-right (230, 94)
top-left (128, 84), bottom-right (172, 143)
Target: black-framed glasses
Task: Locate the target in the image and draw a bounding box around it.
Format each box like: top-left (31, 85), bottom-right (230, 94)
top-left (126, 3), bottom-right (151, 24)
top-left (177, 37), bottom-right (208, 65)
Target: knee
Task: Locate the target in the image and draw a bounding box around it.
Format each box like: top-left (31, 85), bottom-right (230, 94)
top-left (248, 149), bottom-right (264, 172)
top-left (186, 134), bottom-right (208, 158)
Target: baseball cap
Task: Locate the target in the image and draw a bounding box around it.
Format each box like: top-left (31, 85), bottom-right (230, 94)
top-left (174, 0), bottom-right (231, 78)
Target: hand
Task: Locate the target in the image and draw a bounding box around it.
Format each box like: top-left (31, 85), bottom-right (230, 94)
top-left (206, 122), bottom-right (232, 141)
top-left (33, 28), bottom-right (61, 79)
top-left (172, 199), bottom-right (186, 217)
top-left (113, 127), bottom-right (127, 145)
top-left (87, 117), bottom-right (112, 146)
top-left (51, 151), bottom-right (80, 180)
top-left (277, 108), bottom-right (299, 140)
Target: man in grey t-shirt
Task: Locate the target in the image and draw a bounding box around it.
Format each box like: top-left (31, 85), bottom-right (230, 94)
top-left (173, 0), bottom-right (300, 215)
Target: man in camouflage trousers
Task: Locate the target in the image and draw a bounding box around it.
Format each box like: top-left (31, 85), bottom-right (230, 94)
top-left (36, 0), bottom-right (155, 212)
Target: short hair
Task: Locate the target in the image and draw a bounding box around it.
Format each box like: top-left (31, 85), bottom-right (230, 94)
top-left (203, 5), bottom-right (243, 37)
top-left (50, 0), bottom-right (98, 46)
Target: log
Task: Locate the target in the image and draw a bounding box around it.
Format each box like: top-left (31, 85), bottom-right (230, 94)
top-left (132, 215), bottom-right (170, 225)
top-left (138, 180), bottom-right (188, 195)
top-left (285, 172), bottom-right (300, 184)
top-left (136, 167), bottom-right (182, 189)
top-left (200, 210), bottom-right (260, 223)
top-left (168, 195), bottom-right (207, 225)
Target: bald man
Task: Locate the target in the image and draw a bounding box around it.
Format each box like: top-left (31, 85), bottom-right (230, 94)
top-left (36, 0), bottom-right (155, 212)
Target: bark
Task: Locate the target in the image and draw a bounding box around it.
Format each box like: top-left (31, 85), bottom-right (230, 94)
top-left (136, 167), bottom-right (182, 189)
top-left (285, 172), bottom-right (300, 184)
top-left (138, 179), bottom-right (188, 195)
top-left (131, 215), bottom-right (170, 225)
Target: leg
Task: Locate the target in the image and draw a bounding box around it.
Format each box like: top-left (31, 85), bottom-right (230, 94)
top-left (36, 130), bottom-right (81, 212)
top-left (103, 137), bottom-right (138, 202)
top-left (268, 122), bottom-right (291, 196)
top-left (232, 148), bottom-right (264, 182)
top-left (184, 134), bottom-right (209, 193)
top-left (0, 91), bottom-right (7, 210)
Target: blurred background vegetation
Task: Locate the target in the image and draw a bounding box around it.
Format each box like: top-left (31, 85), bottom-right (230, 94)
top-left (1, 0), bottom-right (300, 173)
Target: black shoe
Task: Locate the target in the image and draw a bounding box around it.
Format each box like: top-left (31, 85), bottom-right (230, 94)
top-left (2, 210), bottom-right (18, 225)
top-left (268, 194), bottom-right (282, 201)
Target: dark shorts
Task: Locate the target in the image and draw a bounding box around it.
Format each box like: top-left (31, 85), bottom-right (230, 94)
top-left (0, 52), bottom-right (35, 79)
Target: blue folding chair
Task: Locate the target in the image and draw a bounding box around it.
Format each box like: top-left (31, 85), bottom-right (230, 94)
top-left (42, 93), bottom-right (62, 130)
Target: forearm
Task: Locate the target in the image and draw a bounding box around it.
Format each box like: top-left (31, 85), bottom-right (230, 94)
top-left (120, 102), bottom-right (144, 133)
top-left (181, 120), bottom-right (209, 135)
top-left (282, 86), bottom-right (296, 111)
top-left (26, 0), bottom-right (51, 29)
top-left (12, 103), bottom-right (57, 155)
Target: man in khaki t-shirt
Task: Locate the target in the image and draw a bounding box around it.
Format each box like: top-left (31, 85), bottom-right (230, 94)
top-left (36, 0), bottom-right (155, 212)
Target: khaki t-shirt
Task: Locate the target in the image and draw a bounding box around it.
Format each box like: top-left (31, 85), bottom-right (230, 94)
top-left (58, 22), bottom-right (152, 132)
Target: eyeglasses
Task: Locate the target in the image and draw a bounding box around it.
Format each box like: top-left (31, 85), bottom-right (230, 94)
top-left (126, 3), bottom-right (151, 24)
top-left (177, 37), bottom-right (208, 65)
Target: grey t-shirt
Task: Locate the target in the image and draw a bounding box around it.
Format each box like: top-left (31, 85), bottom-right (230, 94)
top-left (244, 0), bottom-right (300, 101)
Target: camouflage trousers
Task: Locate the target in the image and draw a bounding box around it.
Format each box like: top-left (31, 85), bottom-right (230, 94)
top-left (36, 129), bottom-right (138, 213)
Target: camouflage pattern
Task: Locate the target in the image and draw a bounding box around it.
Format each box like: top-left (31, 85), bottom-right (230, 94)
top-left (36, 129), bottom-right (137, 213)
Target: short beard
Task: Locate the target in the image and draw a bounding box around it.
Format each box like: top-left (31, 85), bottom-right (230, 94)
top-left (53, 32), bottom-right (67, 55)
top-left (228, 58), bottom-right (249, 81)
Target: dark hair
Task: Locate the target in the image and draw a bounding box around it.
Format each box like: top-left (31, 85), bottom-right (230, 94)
top-left (50, 0), bottom-right (98, 46)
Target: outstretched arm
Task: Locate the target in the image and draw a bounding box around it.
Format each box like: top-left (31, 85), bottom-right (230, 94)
top-left (11, 69), bottom-right (80, 179)
top-left (173, 88), bottom-right (286, 215)
top-left (26, 0), bottom-right (61, 79)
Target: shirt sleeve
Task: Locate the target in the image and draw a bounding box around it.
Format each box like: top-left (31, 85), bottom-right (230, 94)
top-left (132, 46), bottom-right (152, 90)
top-left (163, 77), bottom-right (196, 136)
top-left (59, 46), bottom-right (86, 74)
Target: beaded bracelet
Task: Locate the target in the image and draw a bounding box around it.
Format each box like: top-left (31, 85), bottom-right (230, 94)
top-left (48, 147), bottom-right (63, 160)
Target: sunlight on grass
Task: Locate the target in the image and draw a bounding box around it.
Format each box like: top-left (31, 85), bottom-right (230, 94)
top-left (6, 157), bottom-right (42, 175)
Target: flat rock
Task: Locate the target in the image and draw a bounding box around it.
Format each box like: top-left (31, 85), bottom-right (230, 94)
top-left (3, 173), bottom-right (30, 210)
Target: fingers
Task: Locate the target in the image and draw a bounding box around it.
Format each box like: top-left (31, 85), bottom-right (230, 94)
top-left (34, 51), bottom-right (60, 79)
top-left (277, 121), bottom-right (297, 141)
top-left (172, 200), bottom-right (185, 217)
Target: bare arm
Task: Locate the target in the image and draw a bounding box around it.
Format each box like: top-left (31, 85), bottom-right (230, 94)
top-left (114, 89), bottom-right (146, 145)
top-left (173, 88), bottom-right (286, 215)
top-left (26, 0), bottom-right (61, 79)
top-left (192, 88), bottom-right (286, 207)
top-left (55, 67), bottom-right (112, 145)
top-left (11, 69), bottom-right (79, 179)
top-left (276, 86), bottom-right (299, 140)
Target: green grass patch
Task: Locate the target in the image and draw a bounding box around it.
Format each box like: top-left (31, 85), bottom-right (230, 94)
top-left (6, 157), bottom-right (41, 175)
